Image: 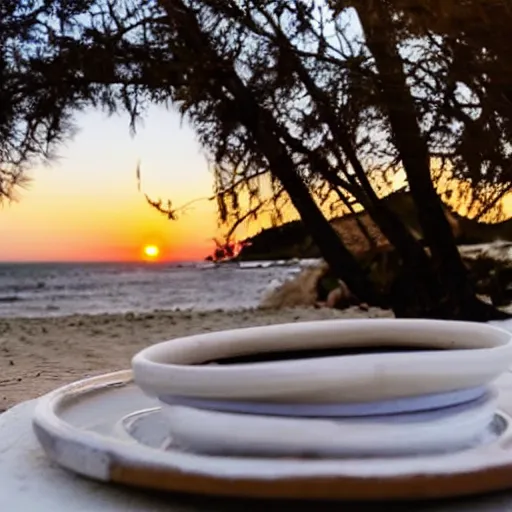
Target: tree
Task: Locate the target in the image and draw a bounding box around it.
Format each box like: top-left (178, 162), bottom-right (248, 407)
top-left (347, 0), bottom-right (512, 315)
top-left (1, 0), bottom-right (511, 319)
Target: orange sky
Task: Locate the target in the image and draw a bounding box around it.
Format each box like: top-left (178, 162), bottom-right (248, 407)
top-left (0, 106), bottom-right (247, 262)
top-left (5, 104), bottom-right (508, 263)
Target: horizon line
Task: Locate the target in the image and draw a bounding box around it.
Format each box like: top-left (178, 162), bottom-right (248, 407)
top-left (0, 259), bottom-right (205, 265)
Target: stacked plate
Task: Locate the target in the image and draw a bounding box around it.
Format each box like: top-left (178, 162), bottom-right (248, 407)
top-left (132, 319), bottom-right (512, 458)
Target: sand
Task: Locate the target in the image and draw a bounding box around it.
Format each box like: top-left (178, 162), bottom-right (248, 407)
top-left (0, 306), bottom-right (390, 412)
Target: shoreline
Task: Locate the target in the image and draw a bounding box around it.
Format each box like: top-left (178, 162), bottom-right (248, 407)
top-left (0, 306), bottom-right (390, 412)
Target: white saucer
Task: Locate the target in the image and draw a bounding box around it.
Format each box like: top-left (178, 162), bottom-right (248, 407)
top-left (32, 370), bottom-right (512, 501)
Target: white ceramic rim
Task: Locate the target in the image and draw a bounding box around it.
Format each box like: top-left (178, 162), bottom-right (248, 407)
top-left (31, 371), bottom-right (512, 482)
top-left (132, 319), bottom-right (512, 403)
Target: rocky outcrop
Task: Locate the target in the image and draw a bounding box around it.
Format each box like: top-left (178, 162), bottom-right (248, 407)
top-left (261, 241), bottom-right (512, 310)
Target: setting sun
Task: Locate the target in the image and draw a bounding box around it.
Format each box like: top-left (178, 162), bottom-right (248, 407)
top-left (143, 244), bottom-right (160, 259)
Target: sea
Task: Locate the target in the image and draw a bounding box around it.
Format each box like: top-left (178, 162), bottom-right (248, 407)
top-left (0, 260), bottom-right (318, 318)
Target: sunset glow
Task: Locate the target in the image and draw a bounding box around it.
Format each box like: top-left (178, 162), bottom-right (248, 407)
top-left (0, 107), bottom-right (224, 263)
top-left (143, 244), bottom-right (160, 258)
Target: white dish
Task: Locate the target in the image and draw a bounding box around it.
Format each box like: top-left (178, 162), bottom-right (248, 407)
top-left (31, 370), bottom-right (512, 501)
top-left (132, 319), bottom-right (512, 403)
top-left (160, 391), bottom-right (499, 457)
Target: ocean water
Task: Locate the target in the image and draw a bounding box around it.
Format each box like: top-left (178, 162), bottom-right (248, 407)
top-left (0, 260), bottom-right (314, 318)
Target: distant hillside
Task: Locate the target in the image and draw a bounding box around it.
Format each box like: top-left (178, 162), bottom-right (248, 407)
top-left (236, 191), bottom-right (512, 261)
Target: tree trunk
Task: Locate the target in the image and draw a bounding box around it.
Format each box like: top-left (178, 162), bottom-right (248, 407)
top-left (271, 31), bottom-right (446, 307)
top-left (159, 0), bottom-right (379, 305)
top-left (355, 2), bottom-right (507, 320)
top-left (229, 91), bottom-right (381, 305)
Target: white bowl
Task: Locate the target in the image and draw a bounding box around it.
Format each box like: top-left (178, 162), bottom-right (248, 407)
top-left (160, 391), bottom-right (500, 458)
top-left (132, 319), bottom-right (512, 404)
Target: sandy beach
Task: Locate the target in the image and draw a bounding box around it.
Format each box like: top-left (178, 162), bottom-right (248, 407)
top-left (0, 306), bottom-right (390, 412)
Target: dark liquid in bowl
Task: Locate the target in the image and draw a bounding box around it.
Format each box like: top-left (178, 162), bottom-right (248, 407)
top-left (206, 345), bottom-right (445, 365)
